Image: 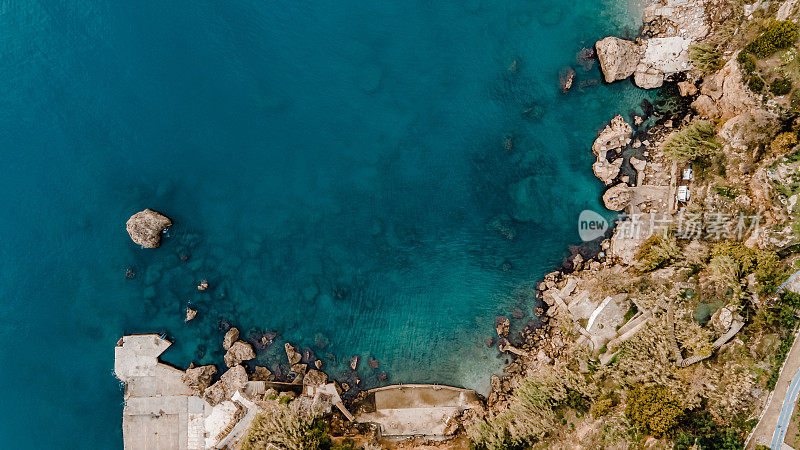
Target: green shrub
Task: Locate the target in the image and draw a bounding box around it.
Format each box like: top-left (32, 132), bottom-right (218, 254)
top-left (635, 234), bottom-right (680, 272)
top-left (749, 74), bottom-right (765, 92)
top-left (791, 89), bottom-right (800, 112)
top-left (243, 401), bottom-right (329, 450)
top-left (744, 20), bottom-right (800, 58)
top-left (662, 120), bottom-right (721, 162)
top-left (713, 185), bottom-right (738, 198)
top-left (466, 373), bottom-right (571, 448)
top-left (770, 77), bottom-right (793, 95)
top-left (737, 51), bottom-right (757, 75)
top-left (625, 385), bottom-right (684, 438)
top-left (770, 132), bottom-right (799, 154)
top-left (689, 43), bottom-right (723, 75)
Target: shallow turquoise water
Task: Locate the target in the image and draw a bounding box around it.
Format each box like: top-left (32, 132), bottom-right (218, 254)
top-left (0, 0), bottom-right (652, 447)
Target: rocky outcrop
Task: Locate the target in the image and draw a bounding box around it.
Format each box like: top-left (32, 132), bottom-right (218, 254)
top-left (596, 37), bottom-right (642, 83)
top-left (634, 63), bottom-right (663, 89)
top-left (602, 184), bottom-right (633, 211)
top-left (204, 365), bottom-right (248, 406)
top-left (691, 95), bottom-right (719, 118)
top-left (303, 369), bottom-right (328, 387)
top-left (224, 341), bottom-right (255, 367)
top-left (593, 158), bottom-right (624, 186)
top-left (350, 355), bottom-right (360, 371)
top-left (700, 57), bottom-right (759, 120)
top-left (559, 67), bottom-right (576, 93)
top-left (222, 327), bottom-right (239, 351)
top-left (182, 364), bottom-right (217, 393)
top-left (495, 316), bottom-right (510, 337)
top-left (592, 115), bottom-right (633, 155)
top-left (252, 366), bottom-right (274, 381)
top-left (678, 81), bottom-right (698, 97)
top-left (125, 209), bottom-right (172, 248)
top-left (596, 36), bottom-right (691, 89)
top-left (184, 307), bottom-right (197, 323)
top-left (285, 343), bottom-right (302, 365)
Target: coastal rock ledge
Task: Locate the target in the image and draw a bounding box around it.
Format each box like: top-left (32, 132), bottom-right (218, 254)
top-left (125, 209), bottom-right (172, 248)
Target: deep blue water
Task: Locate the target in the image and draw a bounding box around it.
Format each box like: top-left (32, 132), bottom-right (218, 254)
top-left (0, 0), bottom-right (652, 447)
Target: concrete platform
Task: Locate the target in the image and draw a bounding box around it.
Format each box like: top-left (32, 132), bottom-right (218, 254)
top-left (354, 384), bottom-right (481, 438)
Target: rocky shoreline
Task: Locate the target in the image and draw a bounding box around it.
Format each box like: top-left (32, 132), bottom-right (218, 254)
top-left (117, 0), bottom-right (800, 447)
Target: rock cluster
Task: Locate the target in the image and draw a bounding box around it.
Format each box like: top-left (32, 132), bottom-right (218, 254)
top-left (204, 365), bottom-right (248, 406)
top-left (182, 364), bottom-right (217, 393)
top-left (125, 209), bottom-right (172, 248)
top-left (595, 36), bottom-right (691, 89)
top-left (224, 340), bottom-right (255, 367)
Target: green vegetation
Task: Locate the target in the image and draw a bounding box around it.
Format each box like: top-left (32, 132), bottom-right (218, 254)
top-left (713, 185), bottom-right (738, 199)
top-left (709, 243), bottom-right (784, 296)
top-left (770, 131), bottom-right (799, 154)
top-left (662, 121), bottom-right (721, 162)
top-left (749, 74), bottom-right (765, 92)
top-left (625, 385), bottom-right (684, 438)
top-left (636, 234), bottom-right (680, 272)
top-left (623, 302), bottom-right (639, 322)
top-left (770, 77), bottom-right (793, 95)
top-left (243, 401), bottom-right (330, 450)
top-left (673, 411), bottom-right (744, 450)
top-left (689, 43), bottom-right (723, 75)
top-left (738, 51), bottom-right (757, 75)
top-left (743, 21), bottom-right (800, 58)
top-left (467, 371), bottom-right (580, 449)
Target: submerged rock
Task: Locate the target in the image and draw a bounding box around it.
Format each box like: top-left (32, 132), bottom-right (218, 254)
top-left (367, 358), bottom-right (380, 369)
top-left (126, 209), bottom-right (172, 248)
top-left (224, 341), bottom-right (255, 367)
top-left (595, 37), bottom-right (642, 83)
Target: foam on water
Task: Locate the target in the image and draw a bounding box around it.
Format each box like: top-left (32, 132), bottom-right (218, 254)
top-left (0, 0), bottom-right (652, 446)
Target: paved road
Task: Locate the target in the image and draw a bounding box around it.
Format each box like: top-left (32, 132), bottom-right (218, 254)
top-left (746, 268), bottom-right (800, 449)
top-left (773, 366), bottom-right (800, 449)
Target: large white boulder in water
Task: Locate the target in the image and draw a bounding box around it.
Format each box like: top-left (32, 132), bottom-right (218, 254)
top-left (595, 37), bottom-right (642, 83)
top-left (126, 209), bottom-right (172, 248)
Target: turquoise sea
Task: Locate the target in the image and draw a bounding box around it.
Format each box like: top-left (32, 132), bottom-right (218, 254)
top-left (0, 0), bottom-right (654, 447)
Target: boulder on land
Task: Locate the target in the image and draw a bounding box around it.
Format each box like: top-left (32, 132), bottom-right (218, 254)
top-left (126, 209), bottom-right (172, 248)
